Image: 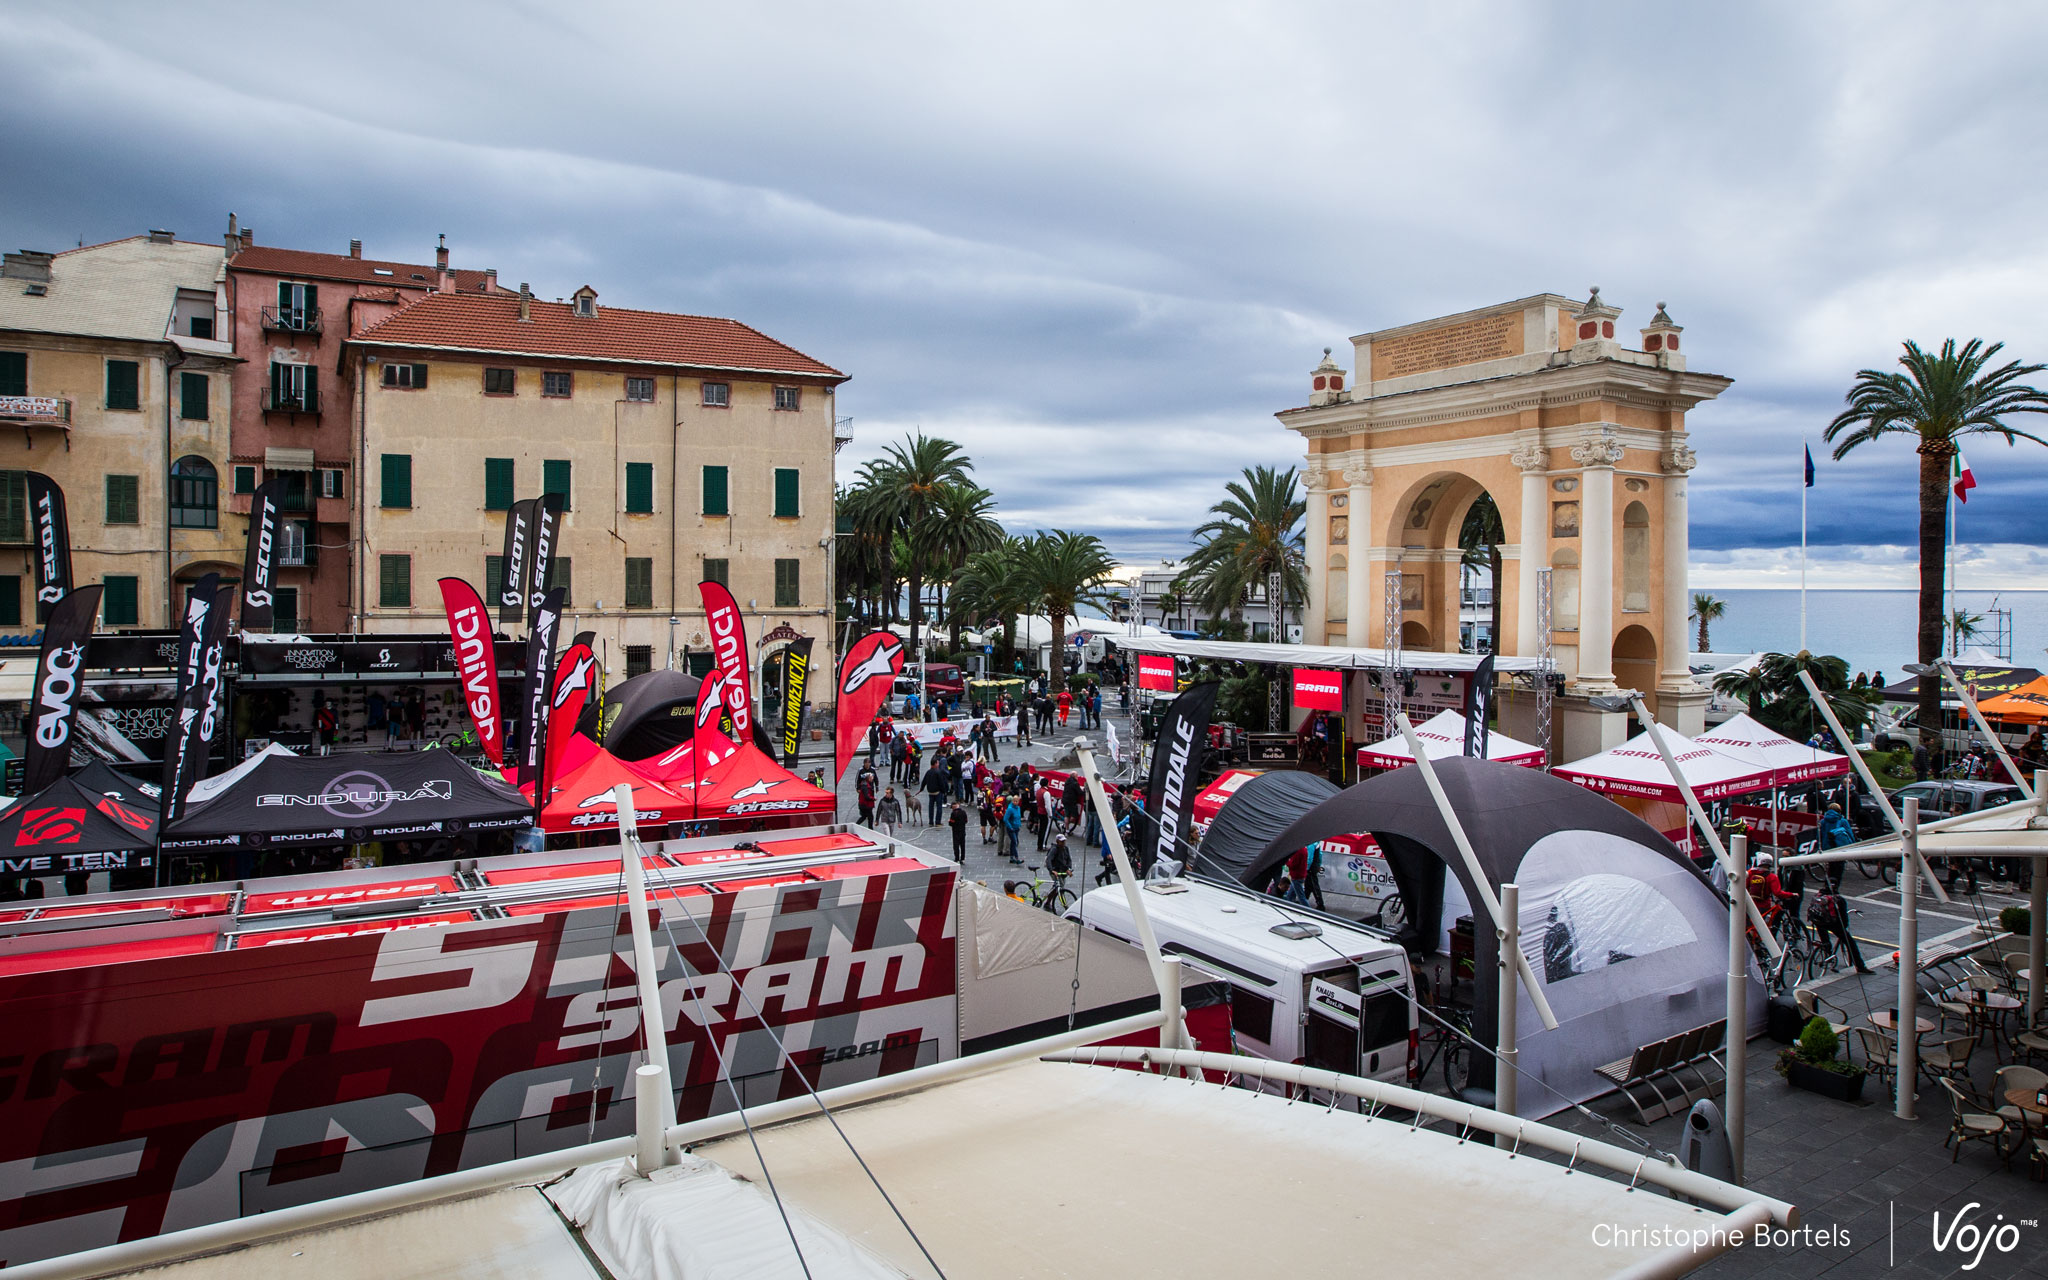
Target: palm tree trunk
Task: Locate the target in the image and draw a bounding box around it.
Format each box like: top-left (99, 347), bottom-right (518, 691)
top-left (1049, 613), bottom-right (1066, 687)
top-left (1488, 546), bottom-right (1503, 653)
top-left (1917, 442), bottom-right (1951, 753)
top-left (1697, 616), bottom-right (1709, 652)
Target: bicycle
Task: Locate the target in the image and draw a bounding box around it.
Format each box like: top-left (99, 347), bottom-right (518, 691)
top-left (438, 725), bottom-right (481, 754)
top-left (1414, 999), bottom-right (1475, 1096)
top-left (1004, 864), bottom-right (1077, 914)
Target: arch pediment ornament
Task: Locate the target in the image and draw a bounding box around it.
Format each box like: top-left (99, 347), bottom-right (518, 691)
top-left (1570, 429), bottom-right (1625, 468)
top-left (1511, 443), bottom-right (1548, 472)
top-left (1341, 466), bottom-right (1373, 487)
top-left (1302, 467), bottom-right (1332, 493)
top-left (1663, 445), bottom-right (1698, 474)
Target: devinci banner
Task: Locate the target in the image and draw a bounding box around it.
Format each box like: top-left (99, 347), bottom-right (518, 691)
top-left (438, 577), bottom-right (505, 766)
top-left (23, 472), bottom-right (72, 624)
top-left (698, 580), bottom-right (755, 741)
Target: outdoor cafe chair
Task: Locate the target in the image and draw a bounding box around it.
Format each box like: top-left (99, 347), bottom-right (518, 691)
top-left (1939, 1078), bottom-right (2011, 1169)
top-left (1919, 1034), bottom-right (1978, 1085)
top-left (1852, 1026), bottom-right (1897, 1088)
top-left (1794, 988), bottom-right (1849, 1044)
top-left (1993, 1064), bottom-right (2048, 1136)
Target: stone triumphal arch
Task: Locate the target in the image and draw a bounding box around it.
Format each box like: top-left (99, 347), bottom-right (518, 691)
top-left (1278, 291), bottom-right (1730, 754)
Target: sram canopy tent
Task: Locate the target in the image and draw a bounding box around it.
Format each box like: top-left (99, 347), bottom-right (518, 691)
top-left (1552, 729), bottom-right (1775, 802)
top-left (1192, 769), bottom-right (1340, 882)
top-left (162, 749), bottom-right (531, 851)
top-left (1692, 712), bottom-right (1848, 785)
top-left (1356, 709), bottom-right (1545, 770)
top-left (1191, 769), bottom-right (1263, 827)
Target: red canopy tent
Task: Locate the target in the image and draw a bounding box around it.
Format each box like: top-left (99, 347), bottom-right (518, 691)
top-left (692, 742), bottom-right (836, 828)
top-left (1192, 769), bottom-right (1262, 827)
top-left (523, 745), bottom-right (696, 837)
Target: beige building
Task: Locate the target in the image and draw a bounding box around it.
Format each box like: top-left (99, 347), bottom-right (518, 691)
top-left (344, 283), bottom-right (847, 682)
top-left (1278, 291), bottom-right (1730, 755)
top-left (0, 233), bottom-right (239, 633)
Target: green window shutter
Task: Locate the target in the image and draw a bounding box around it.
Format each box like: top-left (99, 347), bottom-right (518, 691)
top-left (547, 556), bottom-right (571, 606)
top-left (106, 360), bottom-right (139, 411)
top-left (381, 453), bottom-right (412, 508)
top-left (411, 363), bottom-right (428, 389)
top-left (702, 465), bottom-right (728, 516)
top-left (625, 557), bottom-right (652, 608)
top-left (0, 352), bottom-right (28, 396)
top-left (179, 372), bottom-right (208, 421)
top-left (0, 575), bottom-right (18, 626)
top-left (379, 555), bottom-right (412, 608)
top-left (773, 468), bottom-right (799, 518)
top-left (625, 462), bottom-right (654, 514)
top-left (543, 458), bottom-right (571, 510)
top-left (0, 472), bottom-right (24, 543)
top-left (484, 555), bottom-right (505, 604)
top-left (233, 465), bottom-right (256, 495)
top-left (774, 558), bottom-right (799, 607)
top-left (105, 474), bottom-right (138, 525)
top-left (703, 557), bottom-right (728, 587)
top-left (103, 576), bottom-right (138, 626)
top-left (484, 458), bottom-right (514, 510)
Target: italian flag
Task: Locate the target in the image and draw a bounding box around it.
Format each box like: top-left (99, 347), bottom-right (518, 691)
top-left (1953, 451), bottom-right (1976, 504)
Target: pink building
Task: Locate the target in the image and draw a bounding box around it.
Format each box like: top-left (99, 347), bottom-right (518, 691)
top-left (222, 217), bottom-right (496, 632)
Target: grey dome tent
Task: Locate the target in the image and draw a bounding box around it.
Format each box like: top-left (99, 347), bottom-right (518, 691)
top-left (1253, 757), bottom-right (1758, 1118)
top-left (1191, 770), bottom-right (1340, 885)
top-left (597, 669), bottom-right (702, 760)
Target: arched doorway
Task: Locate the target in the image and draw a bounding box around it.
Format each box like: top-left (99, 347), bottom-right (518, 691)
top-left (1387, 471), bottom-right (1504, 655)
top-left (1614, 625), bottom-right (1658, 714)
top-left (1401, 621), bottom-right (1432, 648)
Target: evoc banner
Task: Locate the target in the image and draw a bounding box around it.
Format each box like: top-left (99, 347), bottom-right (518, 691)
top-left (159, 575), bottom-right (220, 824)
top-left (513, 587), bottom-right (564, 789)
top-left (1140, 681), bottom-right (1219, 872)
top-left (498, 497), bottom-right (536, 626)
top-left (832, 630), bottom-right (904, 783)
top-left (1463, 652), bottom-right (1496, 759)
top-left (697, 580), bottom-right (754, 740)
top-left (21, 584), bottom-right (103, 794)
top-left (438, 577), bottom-right (505, 765)
top-left (778, 638), bottom-right (814, 770)
top-left (239, 476), bottom-right (286, 632)
top-left (524, 493), bottom-right (564, 614)
top-left (24, 473), bottom-right (72, 624)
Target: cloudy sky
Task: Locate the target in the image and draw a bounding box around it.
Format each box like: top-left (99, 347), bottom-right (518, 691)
top-left (7, 2), bottom-right (2048, 588)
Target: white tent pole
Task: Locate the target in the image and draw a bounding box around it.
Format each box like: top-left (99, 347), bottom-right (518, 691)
top-left (610, 782), bottom-right (678, 1171)
top-left (1793, 668), bottom-right (1949, 903)
top-left (1897, 798), bottom-right (1921, 1121)
top-left (1623, 692), bottom-right (1781, 959)
top-left (1727, 832), bottom-right (1748, 1184)
top-left (1939, 658), bottom-right (2034, 801)
top-left (2032, 771), bottom-right (2046, 1030)
top-left (1495, 881), bottom-right (1520, 1132)
top-left (1075, 743), bottom-right (1173, 1013)
top-left (1393, 712), bottom-right (1558, 1031)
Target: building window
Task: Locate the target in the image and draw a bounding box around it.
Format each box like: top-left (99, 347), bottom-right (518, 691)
top-left (102, 575), bottom-right (138, 626)
top-left (485, 554), bottom-right (506, 604)
top-left (187, 315), bottom-right (214, 340)
top-left (0, 575), bottom-right (18, 627)
top-left (276, 281), bottom-right (316, 330)
top-left (320, 468), bottom-right (344, 499)
top-left (483, 367), bottom-right (516, 395)
top-left (774, 558), bottom-right (799, 607)
top-left (625, 556), bottom-right (653, 608)
top-left (278, 469), bottom-right (312, 513)
top-left (542, 371), bottom-right (572, 398)
top-left (703, 557), bottom-right (728, 587)
top-left (485, 457), bottom-right (514, 511)
top-left (0, 471), bottom-right (24, 543)
top-left (626, 376), bottom-right (655, 403)
top-left (178, 372), bottom-right (208, 421)
top-left (773, 467), bottom-right (799, 518)
top-left (625, 645), bottom-right (652, 678)
top-left (106, 360), bottom-right (140, 411)
top-left (169, 457), bottom-right (217, 529)
top-left (543, 459), bottom-right (571, 509)
top-left (381, 362), bottom-right (428, 390)
top-left (381, 454), bottom-right (412, 509)
top-left (379, 554), bottom-right (412, 608)
top-left (574, 293), bottom-right (596, 318)
top-left (546, 556), bottom-right (572, 606)
top-left (702, 382), bottom-right (729, 407)
top-left (0, 352), bottom-right (26, 396)
top-left (702, 465), bottom-right (728, 517)
top-left (269, 362), bottom-right (316, 412)
top-left (104, 474), bottom-right (140, 525)
top-left (625, 462), bottom-right (654, 514)
top-left (232, 464), bottom-right (257, 495)
top-left (773, 386), bottom-right (801, 411)
top-left (272, 586), bottom-right (299, 634)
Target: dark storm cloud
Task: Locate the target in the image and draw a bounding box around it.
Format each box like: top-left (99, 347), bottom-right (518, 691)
top-left (9, 1), bottom-right (2048, 575)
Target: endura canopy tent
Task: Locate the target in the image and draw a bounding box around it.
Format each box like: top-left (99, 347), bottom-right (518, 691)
top-left (1191, 769), bottom-right (1340, 882)
top-left (1356, 709), bottom-right (1545, 770)
top-left (1253, 758), bottom-right (1755, 1118)
top-left (162, 749), bottom-right (532, 851)
top-left (1692, 712), bottom-right (1849, 785)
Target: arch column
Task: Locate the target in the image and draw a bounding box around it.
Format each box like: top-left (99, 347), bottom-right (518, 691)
top-left (1572, 430), bottom-right (1623, 688)
top-left (1660, 445), bottom-right (1698, 690)
top-left (1304, 467), bottom-right (1330, 644)
top-left (1511, 441), bottom-right (1547, 656)
top-left (1343, 467), bottom-right (1373, 647)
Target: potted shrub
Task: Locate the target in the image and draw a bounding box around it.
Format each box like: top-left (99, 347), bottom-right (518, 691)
top-left (2000, 905), bottom-right (2031, 936)
top-left (1776, 1016), bottom-right (1866, 1102)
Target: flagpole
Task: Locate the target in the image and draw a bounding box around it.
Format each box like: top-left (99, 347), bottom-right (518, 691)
top-left (1948, 479), bottom-right (1958, 658)
top-left (1800, 447), bottom-right (1808, 653)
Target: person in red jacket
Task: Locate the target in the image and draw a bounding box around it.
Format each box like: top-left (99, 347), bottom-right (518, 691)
top-left (1056, 688), bottom-right (1073, 727)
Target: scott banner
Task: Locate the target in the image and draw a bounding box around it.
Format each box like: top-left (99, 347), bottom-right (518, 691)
top-left (239, 475), bottom-right (285, 632)
top-left (698, 580), bottom-right (754, 741)
top-left (158, 574), bottom-right (220, 823)
top-left (779, 637), bottom-right (814, 770)
top-left (24, 472), bottom-right (72, 624)
top-left (439, 577), bottom-right (505, 765)
top-left (524, 493), bottom-right (564, 615)
top-left (21, 584), bottom-right (103, 795)
top-left (514, 587), bottom-right (564, 789)
top-left (1463, 651), bottom-right (1496, 759)
top-left (1140, 681), bottom-right (1220, 872)
top-left (498, 497), bottom-right (536, 626)
top-left (1136, 653), bottom-right (1175, 693)
top-left (1291, 667), bottom-right (1343, 712)
top-left (832, 629), bottom-right (905, 783)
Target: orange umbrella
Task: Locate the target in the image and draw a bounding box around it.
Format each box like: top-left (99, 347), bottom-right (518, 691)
top-left (1977, 675), bottom-right (2048, 723)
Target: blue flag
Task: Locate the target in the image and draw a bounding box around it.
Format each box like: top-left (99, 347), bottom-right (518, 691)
top-left (1803, 444), bottom-right (1815, 488)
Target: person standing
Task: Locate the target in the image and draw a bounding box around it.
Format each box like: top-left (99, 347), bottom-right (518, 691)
top-left (890, 731), bottom-right (909, 784)
top-left (875, 787), bottom-right (902, 837)
top-left (948, 801), bottom-right (968, 863)
top-left (922, 759), bottom-right (949, 825)
top-left (856, 763), bottom-right (879, 825)
top-left (1817, 802), bottom-right (1855, 892)
top-left (1089, 686), bottom-right (1102, 729)
top-left (868, 717), bottom-right (884, 767)
top-left (316, 699), bottom-right (338, 754)
top-left (1056, 687), bottom-right (1073, 727)
top-left (1002, 796), bottom-right (1023, 862)
top-left (978, 785), bottom-right (998, 845)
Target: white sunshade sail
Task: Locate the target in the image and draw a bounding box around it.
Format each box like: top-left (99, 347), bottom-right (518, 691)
top-left (1356, 708), bottom-right (1545, 769)
top-left (1108, 633), bottom-right (1544, 674)
top-left (1692, 712), bottom-right (1849, 785)
top-left (1554, 729), bottom-right (1776, 802)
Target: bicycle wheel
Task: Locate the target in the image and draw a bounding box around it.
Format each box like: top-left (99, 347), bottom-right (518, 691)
top-left (1044, 887), bottom-right (1076, 913)
top-left (1857, 859), bottom-right (1884, 881)
top-left (1441, 1039), bottom-right (1470, 1096)
top-left (1879, 860), bottom-right (1897, 886)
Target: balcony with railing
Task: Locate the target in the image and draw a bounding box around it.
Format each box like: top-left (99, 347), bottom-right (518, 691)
top-left (0, 395), bottom-right (72, 426)
top-left (261, 305), bottom-right (322, 335)
top-left (262, 387), bottom-right (321, 416)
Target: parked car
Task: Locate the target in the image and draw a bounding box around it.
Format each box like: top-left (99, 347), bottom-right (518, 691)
top-left (1886, 778), bottom-right (2029, 821)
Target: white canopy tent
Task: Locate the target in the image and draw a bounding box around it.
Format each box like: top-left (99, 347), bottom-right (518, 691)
top-left (1693, 712), bottom-right (1849, 786)
top-left (1107, 633), bottom-right (1544, 674)
top-left (1356, 709), bottom-right (1545, 770)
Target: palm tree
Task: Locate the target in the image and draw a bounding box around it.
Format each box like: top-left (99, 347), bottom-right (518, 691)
top-left (1754, 650), bottom-right (1869, 739)
top-left (1016, 530), bottom-right (1118, 684)
top-left (927, 482), bottom-right (1004, 650)
top-left (1154, 589), bottom-right (1180, 631)
top-left (855, 433), bottom-right (975, 650)
top-left (1689, 593), bottom-right (1726, 653)
top-left (1458, 494), bottom-right (1504, 653)
top-left (949, 539), bottom-right (1033, 674)
top-left (1712, 663), bottom-right (1772, 717)
top-left (1824, 339), bottom-right (2048, 749)
top-left (835, 481), bottom-right (897, 627)
top-left (1182, 465), bottom-right (1307, 638)
top-left (1945, 608), bottom-right (1985, 657)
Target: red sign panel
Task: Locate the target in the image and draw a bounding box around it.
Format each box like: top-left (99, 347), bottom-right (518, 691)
top-left (1136, 654), bottom-right (1176, 692)
top-left (1291, 667), bottom-right (1344, 711)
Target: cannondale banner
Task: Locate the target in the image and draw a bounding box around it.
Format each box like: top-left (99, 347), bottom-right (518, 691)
top-left (698, 580), bottom-right (754, 740)
top-left (778, 637), bottom-right (814, 771)
top-left (24, 472), bottom-right (72, 624)
top-left (159, 575), bottom-right (220, 824)
top-left (543, 643), bottom-right (596, 801)
top-left (1141, 681), bottom-right (1219, 872)
top-left (21, 584), bottom-right (102, 795)
top-left (439, 577), bottom-right (505, 765)
top-left (1463, 651), bottom-right (1496, 760)
top-left (832, 630), bottom-right (904, 783)
top-left (239, 475), bottom-right (285, 632)
top-left (514, 587), bottom-right (564, 789)
top-left (524, 493), bottom-right (564, 615)
top-left (497, 497), bottom-right (536, 626)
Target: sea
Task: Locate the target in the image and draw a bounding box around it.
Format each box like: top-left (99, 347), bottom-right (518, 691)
top-left (1697, 589), bottom-right (2048, 681)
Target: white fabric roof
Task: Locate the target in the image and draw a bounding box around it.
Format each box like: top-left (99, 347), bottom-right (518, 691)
top-left (1109, 633), bottom-right (1543, 673)
top-left (1554, 728), bottom-right (1776, 801)
top-left (1358, 708), bottom-right (1545, 767)
top-left (1693, 712), bottom-right (1848, 784)
top-left (185, 742), bottom-right (298, 807)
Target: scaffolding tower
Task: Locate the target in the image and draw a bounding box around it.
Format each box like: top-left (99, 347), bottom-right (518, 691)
top-left (1535, 567), bottom-right (1556, 763)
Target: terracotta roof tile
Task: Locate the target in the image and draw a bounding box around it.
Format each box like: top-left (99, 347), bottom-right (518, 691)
top-left (230, 246), bottom-right (495, 293)
top-left (350, 292), bottom-right (845, 380)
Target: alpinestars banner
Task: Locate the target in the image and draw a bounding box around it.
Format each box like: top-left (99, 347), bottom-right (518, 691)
top-left (514, 587), bottom-right (564, 789)
top-left (24, 473), bottom-right (71, 624)
top-left (159, 575), bottom-right (220, 824)
top-left (779, 638), bottom-right (814, 771)
top-left (1141, 681), bottom-right (1219, 872)
top-left (439, 577), bottom-right (505, 765)
top-left (239, 475), bottom-right (285, 632)
top-left (693, 668), bottom-right (739, 770)
top-left (21, 584), bottom-right (103, 795)
top-left (498, 497), bottom-right (536, 626)
top-left (833, 630), bottom-right (904, 783)
top-left (698, 580), bottom-right (754, 741)
top-left (1463, 651), bottom-right (1496, 759)
top-left (543, 643), bottom-right (596, 802)
top-left (524, 493), bottom-right (564, 615)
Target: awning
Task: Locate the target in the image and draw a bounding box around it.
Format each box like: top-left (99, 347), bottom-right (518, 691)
top-left (1692, 711), bottom-right (1848, 785)
top-left (263, 446), bottom-right (315, 470)
top-left (1356, 708), bottom-right (1546, 770)
top-left (1554, 729), bottom-right (1776, 802)
top-left (1977, 675), bottom-right (2048, 723)
top-left (1108, 634), bottom-right (1543, 674)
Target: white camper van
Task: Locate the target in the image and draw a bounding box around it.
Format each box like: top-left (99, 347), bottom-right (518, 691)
top-left (1070, 877), bottom-right (1416, 1086)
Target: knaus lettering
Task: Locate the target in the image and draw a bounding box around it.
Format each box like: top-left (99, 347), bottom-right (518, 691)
top-left (33, 644), bottom-right (83, 749)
